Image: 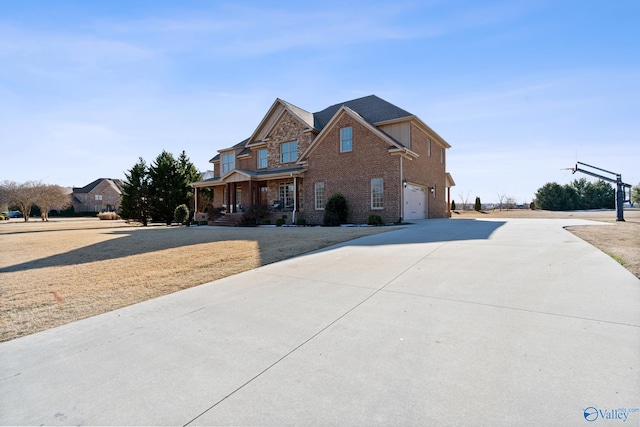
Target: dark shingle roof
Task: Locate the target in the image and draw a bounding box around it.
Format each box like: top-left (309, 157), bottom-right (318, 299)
top-left (210, 138), bottom-right (250, 162)
top-left (210, 96), bottom-right (413, 159)
top-left (313, 95), bottom-right (413, 130)
top-left (73, 178), bottom-right (122, 193)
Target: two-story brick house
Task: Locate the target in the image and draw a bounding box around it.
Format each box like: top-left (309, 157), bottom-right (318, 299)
top-left (71, 178), bottom-right (123, 213)
top-left (192, 95), bottom-right (453, 224)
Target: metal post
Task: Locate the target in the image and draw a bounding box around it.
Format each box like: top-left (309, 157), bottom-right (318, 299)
top-left (616, 174), bottom-right (625, 222)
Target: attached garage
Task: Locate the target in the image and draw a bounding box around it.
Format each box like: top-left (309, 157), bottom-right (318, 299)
top-left (404, 184), bottom-right (427, 220)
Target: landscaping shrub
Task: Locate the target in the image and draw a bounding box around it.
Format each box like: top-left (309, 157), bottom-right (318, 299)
top-left (451, 200), bottom-right (456, 210)
top-left (296, 218), bottom-right (306, 226)
top-left (530, 201), bottom-right (536, 210)
top-left (276, 218), bottom-right (286, 226)
top-left (198, 220), bottom-right (208, 226)
top-left (207, 207), bottom-right (224, 221)
top-left (174, 204), bottom-right (190, 225)
top-left (324, 194), bottom-right (348, 226)
top-left (474, 196), bottom-right (481, 212)
top-left (240, 204), bottom-right (269, 226)
top-left (98, 212), bottom-right (120, 220)
top-left (368, 214), bottom-right (383, 226)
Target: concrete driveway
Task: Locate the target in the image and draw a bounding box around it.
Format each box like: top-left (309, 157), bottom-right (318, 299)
top-left (1, 218), bottom-right (638, 426)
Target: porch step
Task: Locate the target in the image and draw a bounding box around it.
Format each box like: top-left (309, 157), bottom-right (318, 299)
top-left (212, 213), bottom-right (243, 226)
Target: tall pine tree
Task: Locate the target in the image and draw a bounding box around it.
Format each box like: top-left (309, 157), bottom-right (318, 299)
top-left (177, 150), bottom-right (201, 213)
top-left (121, 157), bottom-right (150, 225)
top-left (148, 151), bottom-right (185, 225)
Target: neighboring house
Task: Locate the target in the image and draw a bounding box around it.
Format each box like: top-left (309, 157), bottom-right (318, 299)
top-left (192, 95), bottom-right (453, 224)
top-left (72, 178), bottom-right (123, 213)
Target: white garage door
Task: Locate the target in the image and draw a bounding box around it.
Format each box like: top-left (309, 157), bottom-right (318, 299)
top-left (404, 185), bottom-right (427, 220)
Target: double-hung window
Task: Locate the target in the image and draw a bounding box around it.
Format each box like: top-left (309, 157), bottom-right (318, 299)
top-left (371, 178), bottom-right (384, 209)
top-left (221, 153), bottom-right (235, 174)
top-left (314, 182), bottom-right (325, 210)
top-left (280, 141), bottom-right (298, 163)
top-left (257, 149), bottom-right (267, 169)
top-left (340, 127), bottom-right (352, 152)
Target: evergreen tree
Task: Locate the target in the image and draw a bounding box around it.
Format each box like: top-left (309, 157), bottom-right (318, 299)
top-left (474, 196), bottom-right (481, 211)
top-left (589, 180), bottom-right (614, 209)
top-left (121, 157), bottom-right (150, 225)
top-left (535, 182), bottom-right (567, 210)
top-left (632, 183), bottom-right (640, 206)
top-left (535, 179), bottom-right (614, 211)
top-left (177, 150), bottom-right (201, 213)
top-left (148, 151), bottom-right (185, 225)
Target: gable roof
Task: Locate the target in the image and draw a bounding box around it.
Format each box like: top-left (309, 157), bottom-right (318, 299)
top-left (312, 95), bottom-right (413, 130)
top-left (300, 105), bottom-right (418, 161)
top-left (280, 99), bottom-right (314, 129)
top-left (209, 94), bottom-right (447, 163)
top-left (73, 178), bottom-right (123, 193)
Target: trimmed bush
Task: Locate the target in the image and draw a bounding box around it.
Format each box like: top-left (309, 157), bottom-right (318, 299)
top-left (207, 207), bottom-right (224, 221)
top-left (324, 193), bottom-right (348, 226)
top-left (474, 196), bottom-right (481, 212)
top-left (368, 214), bottom-right (383, 226)
top-left (174, 204), bottom-right (189, 225)
top-left (240, 204), bottom-right (269, 226)
top-left (451, 200), bottom-right (456, 210)
top-left (295, 218), bottom-right (306, 226)
top-left (276, 218), bottom-right (286, 226)
top-left (98, 212), bottom-right (120, 220)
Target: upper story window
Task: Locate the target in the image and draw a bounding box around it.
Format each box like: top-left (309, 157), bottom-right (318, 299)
top-left (280, 141), bottom-right (298, 163)
top-left (340, 127), bottom-right (353, 152)
top-left (222, 153), bottom-right (235, 174)
top-left (95, 194), bottom-right (102, 201)
top-left (257, 149), bottom-right (268, 169)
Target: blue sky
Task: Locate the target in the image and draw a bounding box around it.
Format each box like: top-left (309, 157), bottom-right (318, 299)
top-left (1, 0), bottom-right (638, 204)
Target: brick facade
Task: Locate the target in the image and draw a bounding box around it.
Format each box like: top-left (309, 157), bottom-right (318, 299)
top-left (302, 111), bottom-right (401, 224)
top-left (72, 179), bottom-right (123, 213)
top-left (194, 96), bottom-right (451, 225)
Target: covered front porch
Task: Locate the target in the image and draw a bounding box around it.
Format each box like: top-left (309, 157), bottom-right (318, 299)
top-left (192, 167), bottom-right (305, 225)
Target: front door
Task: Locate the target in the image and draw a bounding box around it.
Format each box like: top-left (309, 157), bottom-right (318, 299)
top-left (259, 184), bottom-right (268, 205)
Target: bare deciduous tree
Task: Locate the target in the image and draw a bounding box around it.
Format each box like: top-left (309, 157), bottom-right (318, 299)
top-left (36, 184), bottom-right (71, 221)
top-left (497, 193), bottom-right (506, 211)
top-left (0, 181), bottom-right (40, 221)
top-left (458, 191), bottom-right (471, 211)
top-left (505, 196), bottom-right (517, 210)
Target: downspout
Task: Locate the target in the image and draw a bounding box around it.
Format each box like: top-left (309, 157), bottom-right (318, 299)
top-left (399, 156), bottom-right (404, 223)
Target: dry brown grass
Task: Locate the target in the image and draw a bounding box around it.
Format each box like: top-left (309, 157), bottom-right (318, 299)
top-left (0, 219), bottom-right (391, 342)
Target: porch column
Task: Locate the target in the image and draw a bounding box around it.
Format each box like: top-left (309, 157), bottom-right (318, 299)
top-left (447, 186), bottom-right (451, 213)
top-left (194, 187), bottom-right (198, 213)
top-left (226, 183), bottom-right (231, 213)
top-left (248, 180), bottom-right (254, 205)
top-left (231, 183), bottom-right (236, 213)
top-left (294, 177), bottom-right (299, 212)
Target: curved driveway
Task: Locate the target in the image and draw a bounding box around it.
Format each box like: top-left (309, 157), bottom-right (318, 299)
top-left (1, 218), bottom-right (639, 426)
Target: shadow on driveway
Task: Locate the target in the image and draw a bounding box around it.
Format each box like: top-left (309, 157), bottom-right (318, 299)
top-left (0, 219), bottom-right (505, 274)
